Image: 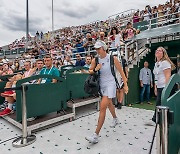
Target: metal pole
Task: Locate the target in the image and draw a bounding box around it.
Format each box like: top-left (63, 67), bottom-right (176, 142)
top-left (22, 85), bottom-right (27, 143)
top-left (52, 0), bottom-right (54, 32)
top-left (161, 106), bottom-right (169, 154)
top-left (156, 106), bottom-right (169, 154)
top-left (12, 84), bottom-right (36, 148)
top-left (148, 19), bottom-right (152, 30)
top-left (25, 0), bottom-right (29, 53)
top-left (156, 107), bottom-right (161, 154)
top-left (135, 41), bottom-right (139, 67)
top-left (125, 43), bottom-right (128, 62)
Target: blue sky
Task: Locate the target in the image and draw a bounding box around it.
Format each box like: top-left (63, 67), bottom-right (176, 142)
top-left (0, 0), bottom-right (167, 46)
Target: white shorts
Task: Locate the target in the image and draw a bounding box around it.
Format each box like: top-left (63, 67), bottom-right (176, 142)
top-left (100, 83), bottom-right (116, 99)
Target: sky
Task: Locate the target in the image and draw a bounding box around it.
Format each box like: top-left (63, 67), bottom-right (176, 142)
top-left (0, 0), bottom-right (167, 47)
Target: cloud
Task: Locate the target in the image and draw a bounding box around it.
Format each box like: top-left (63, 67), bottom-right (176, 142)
top-left (54, 1), bottom-right (98, 19)
top-left (1, 10), bottom-right (44, 34)
top-left (0, 0), bottom-right (167, 47)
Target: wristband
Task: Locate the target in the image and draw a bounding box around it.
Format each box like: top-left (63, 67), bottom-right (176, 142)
top-left (93, 68), bottom-right (97, 73)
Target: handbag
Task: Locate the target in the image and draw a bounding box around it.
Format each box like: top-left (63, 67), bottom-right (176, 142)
top-left (84, 72), bottom-right (100, 95)
top-left (84, 57), bottom-right (100, 95)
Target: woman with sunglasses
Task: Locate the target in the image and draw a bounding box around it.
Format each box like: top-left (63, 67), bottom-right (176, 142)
top-left (152, 47), bottom-right (175, 122)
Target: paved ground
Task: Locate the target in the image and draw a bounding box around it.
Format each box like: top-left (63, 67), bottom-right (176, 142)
top-left (0, 105), bottom-right (157, 154)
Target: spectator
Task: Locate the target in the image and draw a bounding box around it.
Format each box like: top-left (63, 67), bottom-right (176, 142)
top-left (1, 63), bottom-right (13, 76)
top-left (83, 33), bottom-right (94, 52)
top-left (109, 27), bottom-right (123, 51)
top-left (143, 10), bottom-right (151, 21)
top-left (32, 48), bottom-right (39, 59)
top-left (8, 61), bottom-right (16, 72)
top-left (99, 32), bottom-right (106, 42)
top-left (125, 22), bottom-right (137, 40)
top-left (157, 4), bottom-right (165, 26)
top-left (14, 59), bottom-right (20, 71)
top-left (64, 46), bottom-right (72, 57)
top-left (2, 56), bottom-right (9, 64)
top-left (63, 55), bottom-right (74, 66)
top-left (75, 38), bottom-right (85, 54)
top-left (75, 54), bottom-right (85, 67)
top-left (40, 31), bottom-right (43, 40)
top-left (84, 55), bottom-right (92, 68)
top-left (152, 6), bottom-right (158, 18)
top-left (124, 22), bottom-right (137, 61)
top-left (139, 61), bottom-right (153, 105)
top-left (55, 58), bottom-right (64, 70)
top-left (152, 47), bottom-right (175, 122)
top-left (38, 55), bottom-right (60, 84)
top-left (22, 61), bottom-right (34, 78)
top-left (33, 59), bottom-right (44, 76)
top-left (36, 31), bottom-right (40, 40)
top-left (133, 11), bottom-right (140, 23)
top-left (0, 73), bottom-right (23, 116)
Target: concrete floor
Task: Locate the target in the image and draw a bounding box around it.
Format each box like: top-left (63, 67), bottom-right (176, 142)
top-left (0, 105), bottom-right (157, 154)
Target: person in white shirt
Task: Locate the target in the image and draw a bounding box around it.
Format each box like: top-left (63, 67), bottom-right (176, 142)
top-left (152, 47), bottom-right (175, 122)
top-left (85, 40), bottom-right (128, 143)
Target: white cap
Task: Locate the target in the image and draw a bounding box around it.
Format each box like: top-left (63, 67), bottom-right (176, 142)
top-left (94, 40), bottom-right (107, 50)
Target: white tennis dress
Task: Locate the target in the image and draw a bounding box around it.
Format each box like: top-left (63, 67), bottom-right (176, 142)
top-left (99, 54), bottom-right (116, 98)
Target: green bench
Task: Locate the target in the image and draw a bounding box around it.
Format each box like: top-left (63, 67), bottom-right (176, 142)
top-left (60, 65), bottom-right (75, 77)
top-left (15, 75), bottom-right (67, 122)
top-left (65, 66), bottom-right (90, 100)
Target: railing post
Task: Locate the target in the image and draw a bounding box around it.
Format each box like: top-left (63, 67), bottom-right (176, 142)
top-left (135, 41), bottom-right (139, 67)
top-left (125, 43), bottom-right (128, 63)
top-left (148, 19), bottom-right (152, 30)
top-left (12, 84), bottom-right (36, 148)
top-left (156, 106), bottom-right (169, 154)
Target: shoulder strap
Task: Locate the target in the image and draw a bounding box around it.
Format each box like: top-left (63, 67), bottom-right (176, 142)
top-left (95, 56), bottom-right (100, 76)
top-left (95, 57), bottom-right (98, 66)
top-left (110, 55), bottom-right (120, 89)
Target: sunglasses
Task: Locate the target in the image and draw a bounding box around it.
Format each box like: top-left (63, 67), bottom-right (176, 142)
top-left (156, 50), bottom-right (163, 53)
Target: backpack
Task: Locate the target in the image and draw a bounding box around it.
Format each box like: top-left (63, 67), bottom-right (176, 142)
top-left (84, 57), bottom-right (100, 95)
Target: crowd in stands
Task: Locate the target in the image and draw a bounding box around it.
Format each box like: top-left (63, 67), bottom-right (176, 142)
top-left (0, 1), bottom-right (179, 117)
top-left (0, 1), bottom-right (179, 72)
top-left (1, 1), bottom-right (178, 62)
top-left (132, 0), bottom-right (180, 25)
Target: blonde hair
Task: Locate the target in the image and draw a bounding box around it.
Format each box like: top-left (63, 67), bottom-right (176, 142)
top-left (155, 47), bottom-right (176, 70)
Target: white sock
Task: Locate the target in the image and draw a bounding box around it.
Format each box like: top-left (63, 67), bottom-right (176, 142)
top-left (7, 103), bottom-right (13, 110)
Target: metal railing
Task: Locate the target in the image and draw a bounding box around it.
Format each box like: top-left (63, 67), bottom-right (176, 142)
top-left (137, 11), bottom-right (180, 31)
top-left (108, 9), bottom-right (137, 28)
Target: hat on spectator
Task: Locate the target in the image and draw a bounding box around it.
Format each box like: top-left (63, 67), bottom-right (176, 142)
top-left (94, 40), bottom-right (107, 51)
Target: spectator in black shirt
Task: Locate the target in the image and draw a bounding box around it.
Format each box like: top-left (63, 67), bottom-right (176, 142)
top-left (75, 54), bottom-right (85, 66)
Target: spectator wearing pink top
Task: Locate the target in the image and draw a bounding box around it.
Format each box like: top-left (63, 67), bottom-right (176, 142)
top-left (22, 61), bottom-right (34, 78)
top-left (133, 11), bottom-right (140, 23)
top-left (124, 22), bottom-right (137, 61)
top-left (125, 22), bottom-right (137, 40)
